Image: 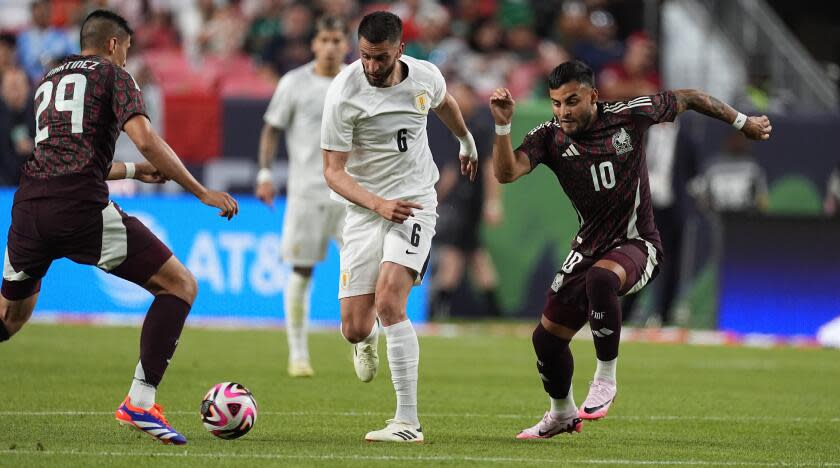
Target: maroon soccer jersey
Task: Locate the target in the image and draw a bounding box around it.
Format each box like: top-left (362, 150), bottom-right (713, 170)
top-left (516, 91), bottom-right (678, 257)
top-left (15, 55), bottom-right (147, 204)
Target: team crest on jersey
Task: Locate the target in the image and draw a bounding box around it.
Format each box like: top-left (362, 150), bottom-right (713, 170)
top-left (611, 128), bottom-right (633, 155)
top-left (414, 92), bottom-right (430, 114)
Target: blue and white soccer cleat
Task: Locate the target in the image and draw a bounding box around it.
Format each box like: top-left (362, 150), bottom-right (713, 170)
top-left (115, 396), bottom-right (187, 445)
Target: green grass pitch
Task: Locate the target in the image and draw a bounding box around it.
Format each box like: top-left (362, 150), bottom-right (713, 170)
top-left (1, 323), bottom-right (839, 467)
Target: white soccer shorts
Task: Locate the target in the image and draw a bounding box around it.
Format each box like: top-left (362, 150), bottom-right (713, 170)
top-left (281, 198), bottom-right (345, 267)
top-left (338, 195), bottom-right (437, 299)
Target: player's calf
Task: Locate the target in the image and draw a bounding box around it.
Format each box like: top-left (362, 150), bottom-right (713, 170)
top-left (585, 266), bottom-right (622, 362)
top-left (532, 322), bottom-right (575, 400)
top-left (0, 291), bottom-right (38, 340)
top-left (583, 267), bottom-right (622, 419)
top-left (0, 319), bottom-right (9, 342)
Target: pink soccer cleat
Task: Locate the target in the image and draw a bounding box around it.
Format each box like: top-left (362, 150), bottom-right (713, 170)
top-left (579, 378), bottom-right (617, 420)
top-left (516, 412), bottom-right (582, 439)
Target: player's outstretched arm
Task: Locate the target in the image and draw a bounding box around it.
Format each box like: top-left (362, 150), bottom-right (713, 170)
top-left (255, 123), bottom-right (281, 208)
top-left (123, 114), bottom-right (239, 220)
top-left (107, 161), bottom-right (167, 183)
top-left (433, 93), bottom-right (478, 181)
top-left (672, 89), bottom-right (773, 141)
top-left (489, 88), bottom-right (531, 183)
top-left (323, 149), bottom-right (421, 224)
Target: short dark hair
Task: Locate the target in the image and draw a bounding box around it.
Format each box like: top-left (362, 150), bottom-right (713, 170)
top-left (548, 60), bottom-right (595, 90)
top-left (358, 11), bottom-right (402, 44)
top-left (314, 15), bottom-right (347, 36)
top-left (30, 0), bottom-right (49, 10)
top-left (80, 9), bottom-right (133, 50)
top-left (0, 32), bottom-right (16, 49)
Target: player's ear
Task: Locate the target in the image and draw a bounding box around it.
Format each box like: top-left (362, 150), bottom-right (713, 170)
top-left (590, 86), bottom-right (599, 103)
top-left (396, 41), bottom-right (405, 58)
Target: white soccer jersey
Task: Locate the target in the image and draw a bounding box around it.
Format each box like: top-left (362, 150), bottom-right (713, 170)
top-left (264, 61), bottom-right (341, 202)
top-left (321, 55), bottom-right (446, 204)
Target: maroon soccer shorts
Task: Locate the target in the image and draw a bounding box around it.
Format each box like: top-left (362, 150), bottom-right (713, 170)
top-left (2, 199), bottom-right (172, 301)
top-left (541, 239), bottom-right (662, 330)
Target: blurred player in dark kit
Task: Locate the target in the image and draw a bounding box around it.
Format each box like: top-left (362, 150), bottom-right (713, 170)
top-left (431, 81), bottom-right (503, 320)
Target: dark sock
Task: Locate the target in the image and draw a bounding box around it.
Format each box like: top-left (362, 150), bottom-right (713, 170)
top-left (139, 294), bottom-right (191, 386)
top-left (431, 289), bottom-right (453, 319)
top-left (483, 289), bottom-right (502, 317)
top-left (532, 323), bottom-right (574, 399)
top-left (0, 319), bottom-right (9, 342)
top-left (586, 267), bottom-right (622, 361)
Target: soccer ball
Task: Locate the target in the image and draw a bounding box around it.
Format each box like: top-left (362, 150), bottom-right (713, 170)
top-left (200, 382), bottom-right (258, 439)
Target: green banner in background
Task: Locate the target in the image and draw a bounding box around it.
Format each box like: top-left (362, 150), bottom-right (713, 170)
top-left (481, 100), bottom-right (579, 316)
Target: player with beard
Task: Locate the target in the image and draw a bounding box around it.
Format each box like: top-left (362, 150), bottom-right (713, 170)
top-left (489, 60), bottom-right (771, 439)
top-left (321, 11), bottom-right (478, 442)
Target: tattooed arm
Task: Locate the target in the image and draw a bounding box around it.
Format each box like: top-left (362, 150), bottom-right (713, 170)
top-left (672, 89), bottom-right (773, 141)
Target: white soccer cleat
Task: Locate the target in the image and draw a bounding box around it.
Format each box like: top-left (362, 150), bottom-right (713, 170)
top-left (365, 419), bottom-right (424, 442)
top-left (516, 412), bottom-right (582, 439)
top-left (287, 359), bottom-right (314, 377)
top-left (353, 341), bottom-right (379, 382)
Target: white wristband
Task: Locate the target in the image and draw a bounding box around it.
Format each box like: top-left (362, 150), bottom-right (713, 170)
top-left (457, 132), bottom-right (478, 162)
top-left (256, 168), bottom-right (272, 184)
top-left (495, 123), bottom-right (511, 135)
top-left (124, 162), bottom-right (135, 179)
top-left (732, 112), bottom-right (747, 131)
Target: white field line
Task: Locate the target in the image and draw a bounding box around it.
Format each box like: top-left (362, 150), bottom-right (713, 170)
top-left (0, 410), bottom-right (837, 423)
top-left (0, 449), bottom-right (838, 466)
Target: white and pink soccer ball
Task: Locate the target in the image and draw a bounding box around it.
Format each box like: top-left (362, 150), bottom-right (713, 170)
top-left (200, 382), bottom-right (258, 439)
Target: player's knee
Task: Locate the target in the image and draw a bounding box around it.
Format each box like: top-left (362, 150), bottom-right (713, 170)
top-left (373, 294), bottom-right (403, 323)
top-left (532, 322), bottom-right (571, 356)
top-left (585, 267), bottom-right (621, 300)
top-left (165, 265), bottom-right (197, 304)
top-left (180, 270), bottom-right (198, 304)
top-left (341, 321), bottom-right (370, 344)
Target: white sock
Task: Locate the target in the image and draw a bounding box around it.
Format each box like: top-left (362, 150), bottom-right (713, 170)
top-left (549, 383), bottom-right (577, 419)
top-left (128, 361), bottom-right (156, 410)
top-left (285, 271), bottom-right (311, 362)
top-left (595, 357), bottom-right (618, 383)
top-left (383, 319), bottom-right (419, 426)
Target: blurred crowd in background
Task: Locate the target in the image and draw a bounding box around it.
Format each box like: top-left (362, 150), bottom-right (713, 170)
top-left (0, 0), bottom-right (661, 177)
top-left (1, 0), bottom-right (839, 326)
top-left (0, 0), bottom-right (656, 95)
